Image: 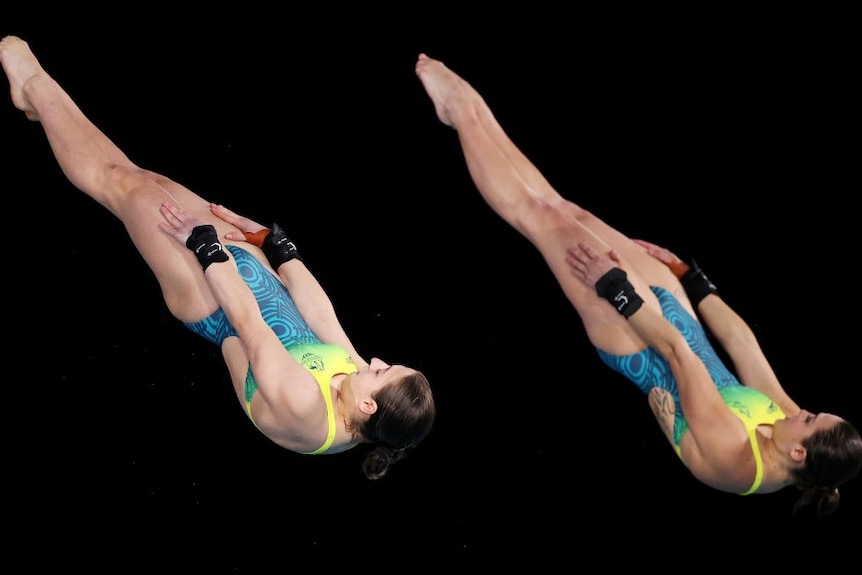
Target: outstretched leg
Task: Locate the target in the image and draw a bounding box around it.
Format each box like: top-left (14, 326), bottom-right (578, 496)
top-left (1, 36), bottom-right (253, 322)
top-left (415, 53), bottom-right (562, 237)
top-left (416, 53), bottom-right (686, 354)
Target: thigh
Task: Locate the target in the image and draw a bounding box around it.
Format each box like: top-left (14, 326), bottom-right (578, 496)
top-left (524, 196), bottom-right (688, 355)
top-left (111, 167), bottom-right (233, 322)
top-left (564, 200), bottom-right (696, 315)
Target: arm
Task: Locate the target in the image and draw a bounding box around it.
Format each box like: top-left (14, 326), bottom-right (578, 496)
top-left (633, 239), bottom-right (800, 415)
top-left (209, 203), bottom-right (368, 368)
top-left (566, 242), bottom-right (750, 472)
top-left (158, 202), bottom-right (320, 418)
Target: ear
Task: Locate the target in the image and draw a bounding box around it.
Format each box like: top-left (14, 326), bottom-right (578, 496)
top-left (359, 398), bottom-right (378, 416)
top-left (790, 444), bottom-right (807, 463)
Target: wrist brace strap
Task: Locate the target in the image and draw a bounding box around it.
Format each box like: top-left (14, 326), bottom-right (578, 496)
top-left (679, 259), bottom-right (718, 306)
top-left (595, 267), bottom-right (643, 318)
top-left (186, 225), bottom-right (230, 271)
top-left (262, 223), bottom-right (303, 268)
top-left (243, 228), bottom-right (271, 247)
top-left (666, 259), bottom-right (691, 279)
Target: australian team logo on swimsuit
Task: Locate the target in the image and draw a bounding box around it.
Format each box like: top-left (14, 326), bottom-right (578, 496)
top-left (300, 351), bottom-right (325, 372)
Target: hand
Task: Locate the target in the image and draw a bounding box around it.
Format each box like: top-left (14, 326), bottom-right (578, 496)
top-left (566, 242), bottom-right (621, 287)
top-left (632, 239), bottom-right (681, 266)
top-left (632, 239), bottom-right (690, 279)
top-left (209, 203), bottom-right (269, 244)
top-left (158, 202), bottom-right (206, 244)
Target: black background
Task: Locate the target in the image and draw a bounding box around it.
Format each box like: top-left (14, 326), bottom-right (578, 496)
top-left (3, 7), bottom-right (859, 572)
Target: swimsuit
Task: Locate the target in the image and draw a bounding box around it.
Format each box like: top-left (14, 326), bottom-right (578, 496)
top-left (183, 245), bottom-right (319, 348)
top-left (183, 245), bottom-right (356, 454)
top-left (596, 286), bottom-right (785, 494)
top-left (678, 385), bottom-right (784, 495)
top-left (253, 342), bottom-right (357, 454)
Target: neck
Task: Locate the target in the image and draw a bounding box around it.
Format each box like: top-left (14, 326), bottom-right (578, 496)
top-left (755, 426), bottom-right (794, 490)
top-left (331, 372), bottom-right (356, 431)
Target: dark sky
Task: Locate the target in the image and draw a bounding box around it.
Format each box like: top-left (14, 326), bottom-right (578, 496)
top-left (4, 9), bottom-right (859, 572)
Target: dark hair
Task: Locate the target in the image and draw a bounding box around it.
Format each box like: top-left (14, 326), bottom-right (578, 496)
top-left (358, 371), bottom-right (436, 480)
top-left (791, 419), bottom-right (862, 516)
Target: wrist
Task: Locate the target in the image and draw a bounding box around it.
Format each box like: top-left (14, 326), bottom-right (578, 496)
top-left (595, 268), bottom-right (643, 318)
top-left (666, 259), bottom-right (691, 279)
top-left (262, 223), bottom-right (303, 268)
top-left (186, 225), bottom-right (230, 271)
top-left (680, 260), bottom-right (718, 306)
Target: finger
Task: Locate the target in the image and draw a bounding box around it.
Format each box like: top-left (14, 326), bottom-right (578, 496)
top-left (159, 203), bottom-right (180, 223)
top-left (224, 231), bottom-right (249, 242)
top-left (210, 203), bottom-right (237, 222)
top-left (567, 262), bottom-right (584, 279)
top-left (570, 256), bottom-right (588, 272)
top-left (633, 240), bottom-right (662, 258)
top-left (216, 203), bottom-right (238, 217)
top-left (578, 242), bottom-right (598, 259)
top-left (632, 239), bottom-right (655, 250)
top-left (161, 202), bottom-right (185, 222)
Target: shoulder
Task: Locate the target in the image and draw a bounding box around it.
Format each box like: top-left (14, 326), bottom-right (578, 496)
top-left (679, 425), bottom-right (757, 493)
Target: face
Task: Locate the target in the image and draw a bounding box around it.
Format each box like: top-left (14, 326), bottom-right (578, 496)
top-left (344, 357), bottom-right (417, 415)
top-left (774, 409), bottom-right (843, 455)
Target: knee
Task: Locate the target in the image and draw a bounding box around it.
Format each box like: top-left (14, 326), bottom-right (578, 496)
top-left (562, 200), bottom-right (597, 228)
top-left (103, 163), bottom-right (152, 194)
top-left (104, 164), bottom-right (169, 214)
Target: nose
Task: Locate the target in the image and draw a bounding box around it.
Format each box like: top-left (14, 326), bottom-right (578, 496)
top-left (369, 357), bottom-right (390, 370)
top-left (792, 409), bottom-right (811, 421)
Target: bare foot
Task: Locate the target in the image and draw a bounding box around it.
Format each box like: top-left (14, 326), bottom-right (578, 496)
top-left (0, 35), bottom-right (44, 121)
top-left (414, 53), bottom-right (468, 128)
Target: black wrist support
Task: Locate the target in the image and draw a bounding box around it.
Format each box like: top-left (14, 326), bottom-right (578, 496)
top-left (679, 259), bottom-right (718, 307)
top-left (186, 224), bottom-right (229, 271)
top-left (261, 223), bottom-right (303, 269)
top-left (595, 267), bottom-right (644, 318)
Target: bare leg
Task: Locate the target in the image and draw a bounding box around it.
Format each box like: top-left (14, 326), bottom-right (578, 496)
top-left (416, 53), bottom-right (688, 354)
top-left (415, 54), bottom-right (562, 236)
top-left (1, 36), bottom-right (262, 322)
